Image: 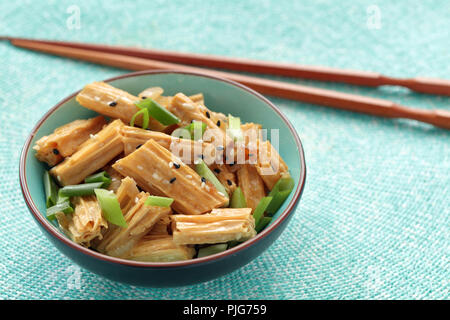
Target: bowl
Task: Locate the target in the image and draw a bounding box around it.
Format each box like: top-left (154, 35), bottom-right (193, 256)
top-left (19, 70), bottom-right (306, 287)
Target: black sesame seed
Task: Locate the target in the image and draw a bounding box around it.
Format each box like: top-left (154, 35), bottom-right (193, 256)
top-left (109, 101), bottom-right (117, 107)
top-left (198, 154), bottom-right (204, 159)
top-left (206, 111), bottom-right (210, 119)
top-left (216, 120), bottom-right (221, 127)
top-left (201, 177), bottom-right (206, 183)
top-left (229, 163), bottom-right (235, 167)
top-left (173, 162), bottom-right (180, 169)
top-left (213, 168), bottom-right (221, 174)
top-left (52, 148), bottom-right (59, 155)
top-left (136, 144), bottom-right (142, 149)
top-left (142, 96), bottom-right (147, 99)
top-left (169, 177), bottom-right (176, 183)
top-left (227, 179), bottom-right (232, 186)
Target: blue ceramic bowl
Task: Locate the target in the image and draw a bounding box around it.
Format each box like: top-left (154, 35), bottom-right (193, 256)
top-left (20, 70), bottom-right (306, 287)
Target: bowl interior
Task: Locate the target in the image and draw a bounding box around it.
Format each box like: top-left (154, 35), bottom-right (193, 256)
top-left (24, 72), bottom-right (303, 243)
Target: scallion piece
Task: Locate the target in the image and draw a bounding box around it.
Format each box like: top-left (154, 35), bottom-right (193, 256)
top-left (130, 108), bottom-right (149, 129)
top-left (186, 120), bottom-right (207, 140)
top-left (197, 244), bottom-right (228, 258)
top-left (195, 160), bottom-right (229, 202)
top-left (94, 189), bottom-right (127, 227)
top-left (227, 114), bottom-right (243, 141)
top-left (135, 98), bottom-right (180, 125)
top-left (85, 171), bottom-right (112, 187)
top-left (145, 195), bottom-right (174, 207)
top-left (230, 187), bottom-right (247, 208)
top-left (256, 217), bottom-right (272, 233)
top-left (252, 196), bottom-right (273, 227)
top-left (43, 171), bottom-right (58, 208)
top-left (46, 200), bottom-right (73, 221)
top-left (266, 176), bottom-right (295, 215)
top-left (58, 182), bottom-right (104, 197)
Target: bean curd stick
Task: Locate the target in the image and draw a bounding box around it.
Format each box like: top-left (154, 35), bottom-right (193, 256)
top-left (127, 235), bottom-right (195, 262)
top-left (112, 139), bottom-right (228, 215)
top-left (96, 193), bottom-right (172, 258)
top-left (171, 208), bottom-right (256, 245)
top-left (236, 164), bottom-right (266, 212)
top-left (168, 93), bottom-right (232, 148)
top-left (255, 140), bottom-right (289, 190)
top-left (56, 195), bottom-right (107, 246)
top-left (76, 82), bottom-right (164, 131)
top-left (50, 119), bottom-right (124, 185)
top-left (121, 126), bottom-right (215, 163)
top-left (33, 116), bottom-right (106, 166)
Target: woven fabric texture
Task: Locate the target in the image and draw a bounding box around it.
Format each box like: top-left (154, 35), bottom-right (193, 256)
top-left (0, 0), bottom-right (448, 299)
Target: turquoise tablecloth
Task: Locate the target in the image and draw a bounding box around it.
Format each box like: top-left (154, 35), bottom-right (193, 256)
top-left (0, 0), bottom-right (448, 299)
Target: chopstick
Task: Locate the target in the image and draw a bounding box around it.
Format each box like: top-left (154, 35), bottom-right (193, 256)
top-left (6, 38), bottom-right (450, 130)
top-left (6, 37), bottom-right (450, 96)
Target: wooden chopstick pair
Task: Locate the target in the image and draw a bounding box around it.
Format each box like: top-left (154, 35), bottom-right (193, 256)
top-left (4, 37), bottom-right (450, 129)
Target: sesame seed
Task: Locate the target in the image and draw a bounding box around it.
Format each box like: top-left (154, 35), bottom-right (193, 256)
top-left (163, 179), bottom-right (169, 184)
top-left (201, 177), bottom-right (206, 183)
top-left (186, 175), bottom-right (192, 179)
top-left (169, 177), bottom-right (176, 183)
top-left (229, 163), bottom-right (235, 167)
top-left (169, 162), bottom-right (174, 168)
top-left (137, 165), bottom-right (143, 171)
top-left (136, 144), bottom-right (142, 149)
top-left (94, 96), bottom-right (100, 101)
top-left (52, 148), bottom-right (59, 155)
top-left (201, 182), bottom-right (205, 188)
top-left (213, 168), bottom-right (221, 174)
top-left (216, 120), bottom-right (221, 127)
top-left (135, 197), bottom-right (139, 203)
top-left (205, 185), bottom-right (210, 191)
top-left (142, 96), bottom-right (147, 99)
top-left (218, 191), bottom-right (225, 197)
top-left (109, 101), bottom-right (117, 107)
top-left (227, 179), bottom-right (232, 186)
top-left (206, 111), bottom-right (210, 118)
top-left (173, 162), bottom-right (180, 169)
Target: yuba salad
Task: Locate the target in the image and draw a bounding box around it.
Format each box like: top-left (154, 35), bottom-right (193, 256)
top-left (33, 82), bottom-right (294, 262)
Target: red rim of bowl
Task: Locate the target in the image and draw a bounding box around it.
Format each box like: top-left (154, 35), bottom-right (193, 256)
top-left (19, 69), bottom-right (306, 268)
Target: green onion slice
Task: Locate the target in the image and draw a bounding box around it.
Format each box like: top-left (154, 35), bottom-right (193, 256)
top-left (59, 182), bottom-right (105, 197)
top-left (46, 201), bottom-right (73, 221)
top-left (228, 114), bottom-right (243, 141)
top-left (252, 196), bottom-right (273, 227)
top-left (130, 108), bottom-right (149, 129)
top-left (94, 189), bottom-right (127, 227)
top-left (43, 171), bottom-right (58, 208)
top-left (266, 176), bottom-right (295, 215)
top-left (134, 99), bottom-right (180, 126)
top-left (187, 121), bottom-right (207, 140)
top-left (197, 244), bottom-right (228, 258)
top-left (145, 195), bottom-right (174, 207)
top-left (85, 171), bottom-right (112, 187)
top-left (256, 217), bottom-right (272, 233)
top-left (195, 160), bottom-right (229, 202)
top-left (230, 187), bottom-right (247, 208)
